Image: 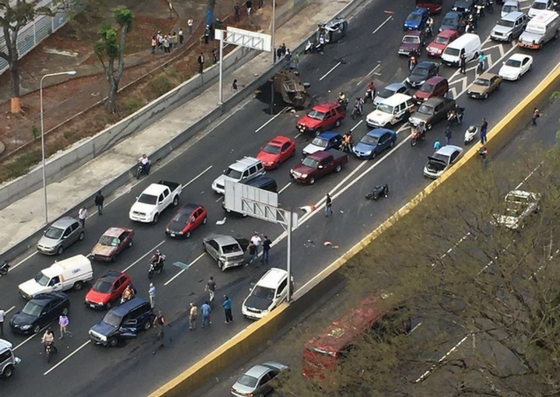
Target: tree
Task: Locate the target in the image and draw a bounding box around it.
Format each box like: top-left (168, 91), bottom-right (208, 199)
top-left (93, 7), bottom-right (132, 114)
top-left (0, 0), bottom-right (53, 113)
top-left (275, 145), bottom-right (560, 397)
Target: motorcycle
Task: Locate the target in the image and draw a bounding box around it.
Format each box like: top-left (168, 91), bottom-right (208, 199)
top-left (364, 88), bottom-right (376, 103)
top-left (340, 139), bottom-right (354, 153)
top-left (0, 261), bottom-right (9, 276)
top-left (351, 105), bottom-right (363, 120)
top-left (464, 125), bottom-right (478, 144)
top-left (410, 127), bottom-right (426, 147)
top-left (45, 342), bottom-right (57, 363)
top-left (365, 184), bottom-right (389, 200)
top-left (338, 97), bottom-right (349, 109)
top-left (148, 255), bottom-right (166, 279)
top-left (136, 160), bottom-right (151, 180)
top-left (304, 39), bottom-right (324, 54)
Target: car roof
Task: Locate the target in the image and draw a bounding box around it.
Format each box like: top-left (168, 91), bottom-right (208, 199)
top-left (178, 203), bottom-right (201, 214)
top-left (508, 53), bottom-right (532, 62)
top-left (436, 145), bottom-right (462, 156)
top-left (367, 128), bottom-right (393, 138)
top-left (438, 29), bottom-right (458, 37)
top-left (385, 82), bottom-right (406, 91)
top-left (0, 339), bottom-right (14, 352)
top-left (229, 156), bottom-right (262, 171)
top-left (49, 216), bottom-right (79, 229)
top-left (245, 364), bottom-right (274, 379)
top-left (383, 93), bottom-right (413, 105)
top-left (268, 136), bottom-right (292, 145)
top-left (100, 269), bottom-right (124, 281)
top-left (425, 76), bottom-right (446, 84)
top-left (255, 268), bottom-right (288, 289)
top-left (317, 131), bottom-right (341, 139)
top-left (502, 11), bottom-right (525, 20)
top-left (207, 234), bottom-right (239, 245)
top-left (313, 101), bottom-right (339, 111)
top-left (417, 61), bottom-right (437, 68)
top-left (31, 292), bottom-right (69, 303)
top-left (108, 297), bottom-right (149, 315)
top-left (103, 227), bottom-right (132, 237)
top-left (444, 10), bottom-right (461, 17)
top-left (404, 30), bottom-right (422, 37)
top-left (478, 72), bottom-right (498, 79)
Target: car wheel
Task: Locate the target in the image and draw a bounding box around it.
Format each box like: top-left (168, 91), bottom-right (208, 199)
top-left (128, 240), bottom-right (133, 248)
top-left (111, 253), bottom-right (118, 263)
top-left (334, 119), bottom-right (341, 127)
top-left (309, 177), bottom-right (316, 185)
top-left (390, 139), bottom-right (396, 148)
top-left (173, 196), bottom-right (179, 207)
top-left (62, 307), bottom-right (69, 316)
top-left (78, 231), bottom-right (85, 241)
top-left (203, 217), bottom-right (207, 224)
top-left (2, 365), bottom-right (14, 378)
top-left (144, 321), bottom-right (152, 331)
top-left (153, 213), bottom-right (159, 224)
top-left (427, 123), bottom-right (432, 131)
top-left (109, 337), bottom-right (118, 347)
top-left (106, 300), bottom-right (113, 309)
top-left (73, 281), bottom-right (84, 291)
top-left (186, 231), bottom-right (191, 238)
top-left (484, 93), bottom-right (488, 99)
top-left (335, 164), bottom-right (342, 173)
top-left (33, 324), bottom-right (41, 334)
top-left (57, 245), bottom-right (64, 256)
top-left (290, 149), bottom-right (295, 157)
top-left (371, 151), bottom-right (377, 159)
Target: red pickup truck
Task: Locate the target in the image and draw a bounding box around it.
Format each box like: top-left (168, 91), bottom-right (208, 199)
top-left (290, 149), bottom-right (348, 185)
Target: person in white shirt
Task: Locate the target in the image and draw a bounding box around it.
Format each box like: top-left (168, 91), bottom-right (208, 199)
top-left (78, 207), bottom-right (87, 228)
top-left (0, 308), bottom-right (5, 336)
top-left (248, 232), bottom-right (262, 263)
top-left (138, 154), bottom-right (151, 175)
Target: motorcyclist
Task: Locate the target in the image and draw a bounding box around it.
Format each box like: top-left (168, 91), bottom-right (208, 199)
top-left (366, 81), bottom-right (376, 102)
top-left (338, 92), bottom-right (348, 108)
top-left (417, 121), bottom-right (427, 140)
top-left (425, 17), bottom-right (434, 36)
top-left (138, 154), bottom-right (151, 175)
top-left (150, 250), bottom-right (165, 272)
top-left (341, 131), bottom-right (354, 152)
top-left (353, 98), bottom-right (364, 116)
top-left (454, 104), bottom-right (465, 124)
top-left (41, 329), bottom-right (57, 354)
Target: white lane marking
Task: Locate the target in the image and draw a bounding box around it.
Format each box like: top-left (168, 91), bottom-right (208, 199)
top-left (410, 322), bottom-right (423, 334)
top-left (278, 183), bottom-right (291, 194)
top-left (431, 232), bottom-right (471, 267)
top-left (44, 340), bottom-right (91, 376)
top-left (182, 165), bottom-right (213, 189)
top-left (350, 120), bottom-right (363, 131)
top-left (255, 107), bottom-right (288, 133)
top-left (6, 305), bottom-right (15, 314)
top-left (415, 334), bottom-right (469, 383)
top-left (14, 332), bottom-right (40, 351)
top-left (164, 253), bottom-right (206, 286)
top-left (9, 251), bottom-right (38, 272)
top-left (295, 133), bottom-right (302, 139)
top-left (122, 240), bottom-right (166, 273)
top-left (515, 162), bottom-right (543, 190)
top-left (357, 64), bottom-right (381, 86)
top-left (319, 62), bottom-right (342, 82)
top-left (372, 15), bottom-right (392, 35)
top-left (215, 196), bottom-right (224, 203)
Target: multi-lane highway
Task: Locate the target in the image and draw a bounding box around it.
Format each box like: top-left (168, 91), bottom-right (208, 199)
top-left (1, 0), bottom-right (559, 396)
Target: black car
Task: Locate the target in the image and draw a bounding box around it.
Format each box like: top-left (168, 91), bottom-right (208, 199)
top-left (452, 0), bottom-right (475, 16)
top-left (88, 297), bottom-right (154, 347)
top-left (10, 292), bottom-right (70, 334)
top-left (406, 61), bottom-right (440, 88)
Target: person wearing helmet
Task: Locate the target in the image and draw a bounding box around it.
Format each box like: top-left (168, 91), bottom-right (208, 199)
top-left (150, 250), bottom-right (165, 273)
top-left (418, 121), bottom-right (427, 140)
top-left (338, 92), bottom-right (348, 108)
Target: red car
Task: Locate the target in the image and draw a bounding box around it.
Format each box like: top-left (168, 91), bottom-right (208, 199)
top-left (296, 101), bottom-right (346, 134)
top-left (84, 270), bottom-right (132, 309)
top-left (90, 227), bottom-right (134, 262)
top-left (413, 76), bottom-right (449, 103)
top-left (165, 203), bottom-right (207, 238)
top-left (426, 29), bottom-right (459, 57)
top-left (256, 136), bottom-right (296, 169)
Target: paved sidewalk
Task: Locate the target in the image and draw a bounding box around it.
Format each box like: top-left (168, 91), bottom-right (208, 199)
top-left (0, 0), bottom-right (357, 255)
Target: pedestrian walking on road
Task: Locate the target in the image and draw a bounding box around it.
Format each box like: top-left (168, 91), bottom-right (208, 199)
top-left (479, 147), bottom-right (488, 167)
top-left (293, 52), bottom-right (300, 70)
top-left (459, 49), bottom-right (466, 74)
top-left (188, 18), bottom-right (194, 35)
top-left (95, 190), bottom-right (104, 215)
top-left (433, 140), bottom-right (441, 152)
top-left (480, 118), bottom-right (488, 144)
top-left (284, 49), bottom-right (292, 69)
top-left (234, 3), bottom-right (240, 21)
top-left (212, 48), bottom-right (218, 64)
top-left (198, 52), bottom-right (205, 74)
top-left (201, 301), bottom-right (212, 328)
top-left (152, 310), bottom-right (166, 353)
top-left (163, 35), bottom-right (170, 53)
top-left (205, 276), bottom-right (217, 302)
top-left (248, 232), bottom-right (262, 264)
top-left (151, 35), bottom-right (157, 55)
top-left (261, 235), bottom-right (272, 264)
top-left (325, 193), bottom-right (333, 217)
top-left (59, 314), bottom-right (72, 339)
top-left (149, 283), bottom-right (156, 308)
top-left (0, 308), bottom-right (5, 336)
top-left (78, 207), bottom-right (87, 228)
top-left (179, 28), bottom-right (184, 44)
top-left (189, 303), bottom-right (198, 330)
top-left (444, 127), bottom-right (452, 146)
top-left (232, 79), bottom-right (238, 92)
top-left (276, 45), bottom-right (282, 63)
top-left (532, 107), bottom-right (540, 126)
top-left (223, 295), bottom-right (233, 323)
top-left (172, 32), bottom-right (178, 49)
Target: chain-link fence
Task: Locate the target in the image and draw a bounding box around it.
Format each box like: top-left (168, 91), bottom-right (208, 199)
top-left (0, 0), bottom-right (69, 75)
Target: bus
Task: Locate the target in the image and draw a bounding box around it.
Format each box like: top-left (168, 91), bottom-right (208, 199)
top-left (302, 295), bottom-right (412, 380)
top-left (415, 0), bottom-right (443, 14)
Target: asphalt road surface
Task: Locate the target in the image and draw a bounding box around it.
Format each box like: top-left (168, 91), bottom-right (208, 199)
top-left (1, 1), bottom-right (559, 396)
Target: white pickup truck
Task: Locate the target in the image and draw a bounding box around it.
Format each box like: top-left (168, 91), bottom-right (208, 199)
top-left (129, 180), bottom-right (183, 223)
top-left (494, 190), bottom-right (541, 230)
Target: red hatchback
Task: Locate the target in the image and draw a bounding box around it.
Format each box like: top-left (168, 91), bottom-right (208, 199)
top-left (84, 270), bottom-right (132, 309)
top-left (165, 203), bottom-right (207, 238)
top-left (426, 29), bottom-right (459, 57)
top-left (296, 101), bottom-right (346, 134)
top-left (256, 136), bottom-right (296, 169)
top-left (413, 76), bottom-right (449, 103)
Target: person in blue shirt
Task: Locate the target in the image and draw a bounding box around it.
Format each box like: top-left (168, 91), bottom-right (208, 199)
top-left (223, 295), bottom-right (233, 323)
top-left (201, 301), bottom-right (212, 328)
top-left (433, 140), bottom-right (441, 152)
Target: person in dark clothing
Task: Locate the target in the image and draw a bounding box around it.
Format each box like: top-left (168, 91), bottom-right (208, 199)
top-left (480, 118), bottom-right (488, 144)
top-left (261, 236), bottom-right (272, 264)
top-left (445, 127), bottom-right (452, 145)
top-left (459, 49), bottom-right (467, 74)
top-left (532, 107), bottom-right (540, 126)
top-left (198, 53), bottom-right (204, 74)
top-left (212, 48), bottom-right (218, 64)
top-left (246, 0), bottom-right (252, 16)
top-left (234, 3), bottom-right (240, 21)
top-left (204, 25), bottom-right (210, 44)
top-left (479, 147), bottom-right (488, 167)
top-left (223, 295), bottom-right (233, 323)
top-left (94, 191), bottom-right (105, 215)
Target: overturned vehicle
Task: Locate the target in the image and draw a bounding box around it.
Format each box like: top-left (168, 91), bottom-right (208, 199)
top-left (304, 17), bottom-right (348, 53)
top-left (273, 69), bottom-right (311, 109)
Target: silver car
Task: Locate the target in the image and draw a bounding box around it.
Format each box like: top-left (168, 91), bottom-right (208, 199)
top-left (202, 234), bottom-right (249, 271)
top-left (490, 11), bottom-right (528, 42)
top-left (423, 145), bottom-right (463, 179)
top-left (231, 361), bottom-right (289, 397)
top-left (37, 216), bottom-right (84, 255)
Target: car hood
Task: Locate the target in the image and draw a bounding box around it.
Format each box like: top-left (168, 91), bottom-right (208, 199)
top-left (399, 42), bottom-right (421, 51)
top-left (19, 279), bottom-right (45, 296)
top-left (354, 141), bottom-right (375, 153)
top-left (427, 41), bottom-right (447, 51)
top-left (244, 295), bottom-right (273, 311)
top-left (90, 321), bottom-right (117, 337)
top-left (91, 244), bottom-right (116, 257)
top-left (86, 289), bottom-right (111, 304)
top-left (520, 31), bottom-right (541, 42)
top-left (10, 311), bottom-right (37, 327)
top-left (409, 112), bottom-right (430, 125)
top-left (367, 110), bottom-right (393, 124)
top-left (404, 21), bottom-right (421, 29)
top-left (37, 235), bottom-right (61, 249)
top-left (414, 90), bottom-right (432, 99)
top-left (167, 220), bottom-right (188, 233)
top-left (256, 151), bottom-right (278, 164)
top-left (492, 25), bottom-right (512, 35)
top-left (499, 65), bottom-right (520, 77)
top-left (213, 174), bottom-right (238, 187)
top-left (298, 116), bottom-right (322, 128)
top-left (303, 143), bottom-right (324, 155)
top-left (468, 84), bottom-right (488, 94)
top-left (292, 164), bottom-right (315, 175)
top-left (407, 74), bottom-right (427, 85)
top-left (130, 202), bottom-right (156, 214)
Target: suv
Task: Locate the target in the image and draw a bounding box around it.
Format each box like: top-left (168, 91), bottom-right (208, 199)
top-left (242, 268), bottom-right (293, 320)
top-left (212, 157), bottom-right (265, 194)
top-left (0, 339), bottom-right (21, 379)
top-left (88, 297), bottom-right (154, 347)
top-left (296, 101), bottom-right (346, 134)
top-left (366, 93), bottom-right (415, 128)
top-left (491, 11), bottom-right (528, 41)
top-left (37, 216), bottom-right (85, 255)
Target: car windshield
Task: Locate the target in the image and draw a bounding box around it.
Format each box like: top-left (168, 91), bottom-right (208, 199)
top-left (237, 374), bottom-right (259, 388)
top-left (505, 59), bottom-right (521, 68)
top-left (533, 2), bottom-right (547, 9)
top-left (44, 226), bottom-right (64, 239)
top-left (311, 137), bottom-right (328, 148)
top-left (103, 311), bottom-right (123, 328)
top-left (224, 167), bottom-right (243, 179)
top-left (137, 194), bottom-right (157, 205)
top-left (302, 157), bottom-right (319, 168)
top-left (252, 286), bottom-right (275, 300)
top-left (93, 279), bottom-right (114, 293)
top-left (434, 35), bottom-right (450, 44)
top-left (98, 235), bottom-right (120, 246)
top-left (412, 66), bottom-right (429, 77)
top-left (379, 88), bottom-right (394, 98)
top-left (263, 144), bottom-right (281, 154)
top-left (361, 135), bottom-right (379, 146)
top-left (502, 5), bottom-right (517, 12)
top-left (403, 36), bottom-right (420, 43)
top-left (474, 78), bottom-right (490, 86)
top-left (420, 83), bottom-right (435, 93)
top-left (445, 47), bottom-right (460, 56)
top-left (408, 13), bottom-right (423, 21)
top-left (222, 243), bottom-right (241, 254)
top-left (307, 110), bottom-right (325, 120)
top-left (22, 301), bottom-right (44, 317)
top-left (442, 17), bottom-right (457, 26)
top-left (172, 212), bottom-right (190, 224)
top-left (377, 103), bottom-right (394, 113)
top-left (34, 272), bottom-right (50, 287)
top-left (417, 104), bottom-right (433, 114)
top-left (498, 19), bottom-right (514, 28)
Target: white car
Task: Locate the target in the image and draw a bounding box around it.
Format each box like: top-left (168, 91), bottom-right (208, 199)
top-left (501, 0), bottom-right (520, 18)
top-left (528, 0), bottom-right (553, 18)
top-left (493, 190), bottom-right (541, 230)
top-left (498, 54), bottom-right (533, 81)
top-left (423, 145), bottom-right (463, 179)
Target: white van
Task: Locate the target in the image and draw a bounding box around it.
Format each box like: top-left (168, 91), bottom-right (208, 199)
top-left (365, 93), bottom-right (415, 128)
top-left (518, 10), bottom-right (560, 49)
top-left (441, 33), bottom-right (482, 67)
top-left (18, 254), bottom-right (93, 299)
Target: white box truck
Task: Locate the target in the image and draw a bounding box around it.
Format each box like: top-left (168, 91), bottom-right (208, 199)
top-left (518, 10), bottom-right (560, 49)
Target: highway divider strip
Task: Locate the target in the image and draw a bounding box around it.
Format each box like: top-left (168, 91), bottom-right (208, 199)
top-left (147, 58), bottom-right (560, 396)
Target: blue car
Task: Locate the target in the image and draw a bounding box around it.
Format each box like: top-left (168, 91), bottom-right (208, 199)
top-left (439, 11), bottom-right (461, 32)
top-left (302, 131), bottom-right (343, 156)
top-left (403, 7), bottom-right (429, 31)
top-left (353, 129), bottom-right (397, 159)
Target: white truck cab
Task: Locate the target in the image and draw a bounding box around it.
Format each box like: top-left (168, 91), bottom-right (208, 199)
top-left (129, 180), bottom-right (182, 223)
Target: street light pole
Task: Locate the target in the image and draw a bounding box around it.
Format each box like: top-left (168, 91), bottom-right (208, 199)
top-left (40, 71), bottom-right (77, 225)
top-left (271, 0), bottom-right (276, 64)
